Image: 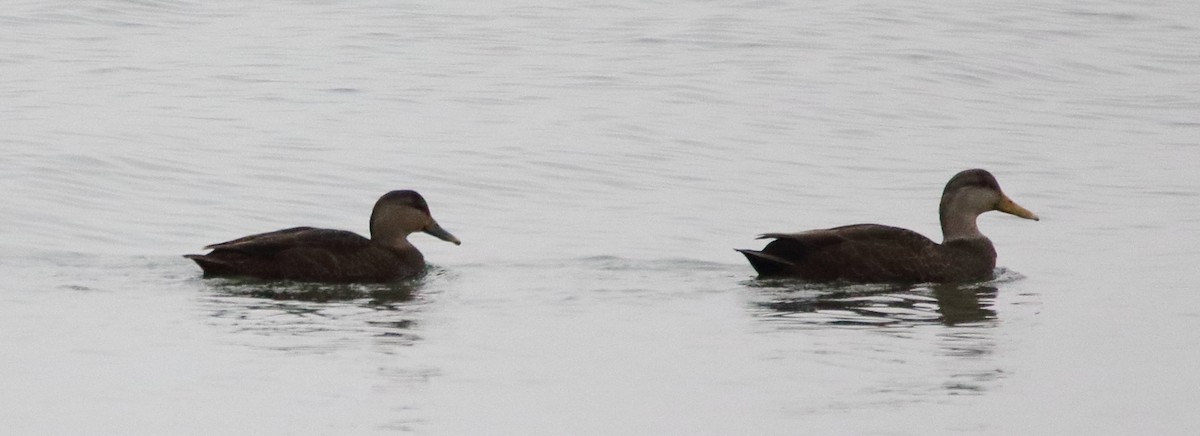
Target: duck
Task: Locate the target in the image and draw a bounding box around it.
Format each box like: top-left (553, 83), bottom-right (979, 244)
top-left (185, 190), bottom-right (460, 283)
top-left (736, 169), bottom-right (1038, 283)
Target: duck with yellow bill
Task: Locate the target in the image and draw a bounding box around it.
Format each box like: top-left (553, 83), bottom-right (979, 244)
top-left (737, 169), bottom-right (1038, 283)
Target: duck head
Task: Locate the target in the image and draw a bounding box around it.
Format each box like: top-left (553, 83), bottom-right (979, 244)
top-left (369, 190), bottom-right (461, 246)
top-left (939, 169), bottom-right (1038, 241)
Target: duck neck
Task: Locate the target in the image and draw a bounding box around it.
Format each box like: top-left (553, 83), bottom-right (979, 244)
top-left (370, 223), bottom-right (414, 252)
top-left (378, 234), bottom-right (415, 251)
top-left (939, 203), bottom-right (985, 242)
top-left (372, 231), bottom-right (424, 266)
top-left (369, 224), bottom-right (413, 250)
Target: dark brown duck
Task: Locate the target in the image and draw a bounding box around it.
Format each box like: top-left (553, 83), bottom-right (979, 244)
top-left (737, 169), bottom-right (1038, 283)
top-left (185, 190), bottom-right (460, 283)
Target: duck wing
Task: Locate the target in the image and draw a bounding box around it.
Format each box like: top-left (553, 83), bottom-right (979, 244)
top-left (739, 224), bottom-right (947, 282)
top-left (202, 226), bottom-right (370, 253)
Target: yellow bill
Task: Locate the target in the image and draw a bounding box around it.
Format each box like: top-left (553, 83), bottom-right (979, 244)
top-left (997, 195), bottom-right (1040, 221)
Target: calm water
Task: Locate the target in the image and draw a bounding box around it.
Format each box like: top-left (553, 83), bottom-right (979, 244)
top-left (3, 1), bottom-right (1199, 434)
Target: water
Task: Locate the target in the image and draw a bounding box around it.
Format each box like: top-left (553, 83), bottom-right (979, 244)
top-left (3, 1), bottom-right (1199, 434)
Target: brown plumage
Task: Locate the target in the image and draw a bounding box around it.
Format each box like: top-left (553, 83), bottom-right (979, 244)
top-left (185, 190), bottom-right (460, 283)
top-left (737, 169), bottom-right (1038, 283)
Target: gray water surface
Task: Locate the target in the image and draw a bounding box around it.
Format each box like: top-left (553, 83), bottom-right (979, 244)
top-left (3, 1), bottom-right (1199, 435)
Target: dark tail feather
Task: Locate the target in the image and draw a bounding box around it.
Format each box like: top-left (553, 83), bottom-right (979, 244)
top-left (735, 249), bottom-right (794, 277)
top-left (184, 254), bottom-right (236, 276)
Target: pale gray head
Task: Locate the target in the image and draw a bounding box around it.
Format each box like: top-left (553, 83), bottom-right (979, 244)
top-left (939, 169), bottom-right (1038, 241)
top-left (369, 190), bottom-right (461, 247)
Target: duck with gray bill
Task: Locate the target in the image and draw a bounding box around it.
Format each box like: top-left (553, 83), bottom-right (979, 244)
top-left (185, 190), bottom-right (460, 283)
top-left (736, 169), bottom-right (1038, 283)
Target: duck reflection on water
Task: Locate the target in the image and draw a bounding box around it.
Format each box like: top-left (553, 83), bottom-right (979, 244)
top-left (751, 280), bottom-right (1000, 327)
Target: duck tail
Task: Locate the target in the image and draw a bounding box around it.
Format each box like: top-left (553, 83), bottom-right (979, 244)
top-left (184, 254), bottom-right (235, 276)
top-left (735, 249), bottom-right (794, 277)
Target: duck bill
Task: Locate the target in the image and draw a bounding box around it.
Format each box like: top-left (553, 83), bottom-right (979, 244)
top-left (424, 221), bottom-right (461, 245)
top-left (997, 195), bottom-right (1040, 221)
